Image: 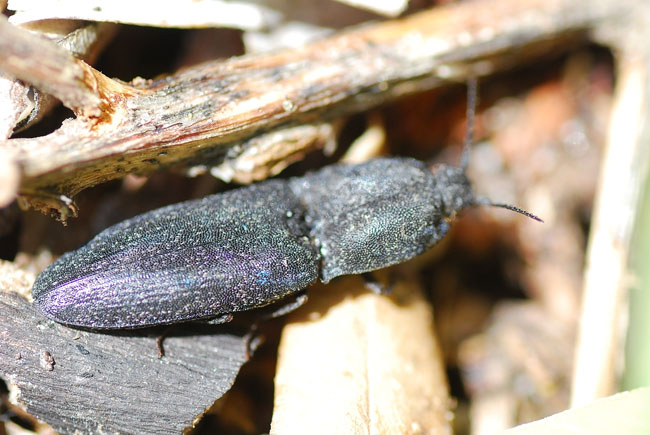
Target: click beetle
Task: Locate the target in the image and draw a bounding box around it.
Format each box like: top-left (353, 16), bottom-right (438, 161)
top-left (31, 80), bottom-right (541, 329)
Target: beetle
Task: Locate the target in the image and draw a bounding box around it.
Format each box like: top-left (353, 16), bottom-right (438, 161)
top-left (31, 80), bottom-right (541, 329)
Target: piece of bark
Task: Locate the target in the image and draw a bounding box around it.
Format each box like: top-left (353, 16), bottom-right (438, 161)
top-left (207, 121), bottom-right (336, 183)
top-left (0, 260), bottom-right (249, 434)
top-left (0, 16), bottom-right (115, 119)
top-left (0, 21), bottom-right (117, 140)
top-left (0, 0), bottom-right (626, 220)
top-left (271, 275), bottom-right (451, 434)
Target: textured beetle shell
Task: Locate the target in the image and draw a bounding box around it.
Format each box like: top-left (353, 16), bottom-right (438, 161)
top-left (32, 181), bottom-right (319, 328)
top-left (289, 158), bottom-right (469, 282)
top-left (32, 157), bottom-right (476, 329)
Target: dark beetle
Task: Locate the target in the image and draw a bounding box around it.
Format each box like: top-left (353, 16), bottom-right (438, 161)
top-left (32, 157), bottom-right (538, 329)
top-left (32, 82), bottom-right (541, 329)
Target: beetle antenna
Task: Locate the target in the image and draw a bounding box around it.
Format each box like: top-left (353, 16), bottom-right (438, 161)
top-left (474, 197), bottom-right (543, 222)
top-left (460, 76), bottom-right (478, 170)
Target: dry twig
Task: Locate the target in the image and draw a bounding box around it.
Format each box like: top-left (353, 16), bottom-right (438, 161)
top-left (0, 0), bottom-right (620, 219)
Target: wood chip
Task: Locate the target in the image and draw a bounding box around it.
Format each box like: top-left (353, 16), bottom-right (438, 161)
top-left (271, 275), bottom-right (452, 434)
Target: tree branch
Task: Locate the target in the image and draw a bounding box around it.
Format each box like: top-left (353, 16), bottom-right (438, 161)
top-left (0, 0), bottom-right (624, 220)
